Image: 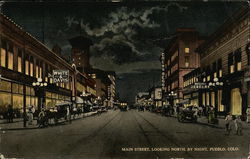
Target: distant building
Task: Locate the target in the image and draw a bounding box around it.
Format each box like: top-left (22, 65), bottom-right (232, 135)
top-left (68, 36), bottom-right (93, 72)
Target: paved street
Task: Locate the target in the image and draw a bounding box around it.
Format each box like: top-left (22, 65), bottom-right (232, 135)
top-left (1, 110), bottom-right (250, 159)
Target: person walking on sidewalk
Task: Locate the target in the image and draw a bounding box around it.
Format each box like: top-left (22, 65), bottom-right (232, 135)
top-left (246, 106), bottom-right (250, 123)
top-left (225, 113), bottom-right (233, 135)
top-left (234, 116), bottom-right (243, 135)
top-left (7, 104), bottom-right (13, 123)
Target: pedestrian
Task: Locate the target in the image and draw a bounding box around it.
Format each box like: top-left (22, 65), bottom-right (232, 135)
top-left (66, 106), bottom-right (70, 122)
top-left (27, 106), bottom-right (33, 125)
top-left (225, 113), bottom-right (233, 135)
top-left (7, 104), bottom-right (13, 123)
top-left (234, 116), bottom-right (243, 135)
top-left (246, 106), bottom-right (250, 123)
top-left (38, 108), bottom-right (46, 128)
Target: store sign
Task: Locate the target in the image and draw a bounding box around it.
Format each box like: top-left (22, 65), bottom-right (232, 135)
top-left (53, 70), bottom-right (69, 83)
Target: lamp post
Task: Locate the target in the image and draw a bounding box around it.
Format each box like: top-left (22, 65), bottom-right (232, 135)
top-left (168, 91), bottom-right (177, 107)
top-left (32, 78), bottom-right (47, 111)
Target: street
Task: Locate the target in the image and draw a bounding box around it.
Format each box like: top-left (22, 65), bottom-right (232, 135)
top-left (1, 110), bottom-right (250, 159)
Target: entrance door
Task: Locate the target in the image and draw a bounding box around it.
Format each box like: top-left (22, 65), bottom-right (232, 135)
top-left (230, 88), bottom-right (242, 115)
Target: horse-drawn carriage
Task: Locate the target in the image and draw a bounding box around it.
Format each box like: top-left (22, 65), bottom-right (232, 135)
top-left (38, 102), bottom-right (71, 127)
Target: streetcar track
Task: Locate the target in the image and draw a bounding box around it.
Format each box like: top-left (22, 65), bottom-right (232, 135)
top-left (136, 111), bottom-right (194, 158)
top-left (132, 111), bottom-right (160, 159)
top-left (61, 111), bottom-right (120, 159)
top-left (99, 111), bottom-right (128, 159)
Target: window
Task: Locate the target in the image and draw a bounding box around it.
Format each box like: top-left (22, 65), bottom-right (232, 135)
top-left (7, 44), bottom-right (13, 70)
top-left (207, 75), bottom-right (210, 82)
top-left (228, 52), bottom-right (234, 73)
top-left (235, 48), bottom-right (241, 71)
top-left (25, 55), bottom-right (29, 75)
top-left (247, 43), bottom-right (250, 65)
top-left (185, 56), bottom-right (190, 67)
top-left (185, 47), bottom-right (190, 53)
top-left (39, 61), bottom-right (43, 78)
top-left (36, 65), bottom-right (39, 78)
top-left (217, 59), bottom-right (222, 77)
top-left (1, 41), bottom-right (7, 67)
top-left (30, 56), bottom-right (34, 76)
top-left (17, 50), bottom-right (22, 73)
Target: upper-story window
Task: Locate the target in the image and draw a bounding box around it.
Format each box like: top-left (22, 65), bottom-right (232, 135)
top-left (39, 61), bottom-right (43, 78)
top-left (7, 44), bottom-right (13, 70)
top-left (25, 55), bottom-right (29, 75)
top-left (235, 48), bottom-right (241, 71)
top-left (228, 52), bottom-right (234, 73)
top-left (36, 59), bottom-right (39, 78)
top-left (17, 49), bottom-right (22, 73)
top-left (184, 47), bottom-right (190, 53)
top-left (217, 58), bottom-right (222, 77)
top-left (30, 56), bottom-right (34, 77)
top-left (185, 56), bottom-right (190, 67)
top-left (1, 40), bottom-right (7, 67)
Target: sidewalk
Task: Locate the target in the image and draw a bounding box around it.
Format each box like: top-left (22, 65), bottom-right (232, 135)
top-left (197, 116), bottom-right (250, 130)
top-left (0, 111), bottom-right (100, 131)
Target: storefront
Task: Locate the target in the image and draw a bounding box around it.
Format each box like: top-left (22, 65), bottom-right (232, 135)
top-left (0, 78), bottom-right (38, 117)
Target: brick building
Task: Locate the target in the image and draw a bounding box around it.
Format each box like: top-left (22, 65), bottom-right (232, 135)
top-left (163, 28), bottom-right (204, 105)
top-left (196, 6), bottom-right (250, 116)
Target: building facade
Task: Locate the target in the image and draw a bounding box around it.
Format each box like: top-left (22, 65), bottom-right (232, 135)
top-left (196, 6), bottom-right (250, 116)
top-left (163, 28), bottom-right (204, 105)
top-left (0, 13), bottom-right (96, 119)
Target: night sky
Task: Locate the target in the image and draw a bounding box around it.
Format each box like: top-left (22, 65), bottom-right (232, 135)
top-left (1, 1), bottom-right (245, 103)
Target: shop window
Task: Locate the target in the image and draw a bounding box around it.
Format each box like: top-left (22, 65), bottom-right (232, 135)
top-left (26, 86), bottom-right (31, 95)
top-left (211, 92), bottom-right (215, 107)
top-left (18, 85), bottom-right (23, 94)
top-left (231, 88), bottom-right (242, 115)
top-left (12, 83), bottom-right (19, 93)
top-left (206, 92), bottom-right (210, 106)
top-left (0, 41), bottom-right (7, 67)
top-left (13, 94), bottom-right (23, 110)
top-left (26, 96), bottom-right (30, 106)
top-left (0, 80), bottom-right (11, 92)
top-left (0, 92), bottom-right (11, 111)
top-left (218, 90), bottom-right (224, 112)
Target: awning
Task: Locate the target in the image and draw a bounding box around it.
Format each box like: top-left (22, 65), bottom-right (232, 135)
top-left (76, 96), bottom-right (84, 104)
top-left (56, 102), bottom-right (72, 106)
top-left (177, 99), bottom-right (190, 104)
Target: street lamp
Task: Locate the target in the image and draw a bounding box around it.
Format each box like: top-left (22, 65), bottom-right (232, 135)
top-left (168, 91), bottom-right (177, 107)
top-left (32, 78), bottom-right (47, 111)
top-left (32, 78), bottom-right (48, 87)
top-left (208, 77), bottom-right (223, 88)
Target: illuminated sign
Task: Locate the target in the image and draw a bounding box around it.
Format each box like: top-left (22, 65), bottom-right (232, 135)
top-left (53, 70), bottom-right (69, 83)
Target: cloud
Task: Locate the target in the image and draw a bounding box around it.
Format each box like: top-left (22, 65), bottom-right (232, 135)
top-left (63, 2), bottom-right (188, 64)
